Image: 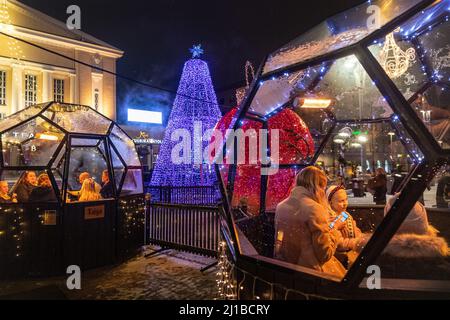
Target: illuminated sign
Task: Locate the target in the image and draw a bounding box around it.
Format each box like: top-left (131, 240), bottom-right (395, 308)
top-left (127, 109), bottom-right (163, 124)
top-left (84, 205), bottom-right (105, 220)
top-left (133, 131), bottom-right (162, 144)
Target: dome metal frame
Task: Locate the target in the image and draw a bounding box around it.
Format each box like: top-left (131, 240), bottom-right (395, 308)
top-left (215, 0), bottom-right (450, 294)
top-left (0, 101), bottom-right (143, 205)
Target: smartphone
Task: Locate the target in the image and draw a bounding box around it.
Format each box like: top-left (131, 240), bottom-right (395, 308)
top-left (329, 212), bottom-right (349, 229)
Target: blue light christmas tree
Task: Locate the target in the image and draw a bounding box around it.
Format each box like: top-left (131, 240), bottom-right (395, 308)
top-left (150, 46), bottom-right (222, 187)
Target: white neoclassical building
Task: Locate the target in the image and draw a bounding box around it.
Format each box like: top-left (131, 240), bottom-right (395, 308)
top-left (0, 0), bottom-right (123, 120)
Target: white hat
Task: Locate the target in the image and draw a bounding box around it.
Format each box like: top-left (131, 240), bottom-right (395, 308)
top-left (384, 193), bottom-right (430, 235)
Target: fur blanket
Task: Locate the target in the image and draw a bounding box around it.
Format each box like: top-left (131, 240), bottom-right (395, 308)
top-left (358, 227), bottom-right (449, 258)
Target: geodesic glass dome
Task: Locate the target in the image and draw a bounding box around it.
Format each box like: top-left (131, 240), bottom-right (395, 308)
top-left (218, 0), bottom-right (450, 298)
top-left (0, 102), bottom-right (143, 202)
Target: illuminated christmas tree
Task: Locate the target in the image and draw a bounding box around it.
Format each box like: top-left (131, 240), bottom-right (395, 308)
top-left (150, 45), bottom-right (222, 187)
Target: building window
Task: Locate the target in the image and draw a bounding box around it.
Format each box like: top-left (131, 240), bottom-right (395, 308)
top-left (25, 74), bottom-right (37, 107)
top-left (53, 78), bottom-right (64, 103)
top-left (0, 113), bottom-right (6, 120)
top-left (0, 70), bottom-right (6, 106)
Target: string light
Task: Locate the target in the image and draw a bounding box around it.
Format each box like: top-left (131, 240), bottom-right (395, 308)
top-left (379, 28), bottom-right (416, 79)
top-left (150, 48), bottom-right (222, 188)
top-left (217, 238), bottom-right (339, 300)
top-left (0, 0), bottom-right (24, 63)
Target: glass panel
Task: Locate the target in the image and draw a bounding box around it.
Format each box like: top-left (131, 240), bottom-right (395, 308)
top-left (121, 169), bottom-right (143, 196)
top-left (369, 34), bottom-right (428, 100)
top-left (0, 103), bottom-right (48, 133)
top-left (110, 125), bottom-right (140, 166)
top-left (71, 138), bottom-right (100, 147)
top-left (265, 168), bottom-right (298, 213)
top-left (263, 0), bottom-right (423, 73)
top-left (296, 106), bottom-right (335, 156)
top-left (316, 121), bottom-right (419, 207)
top-left (66, 147), bottom-right (108, 202)
top-left (400, 0), bottom-right (449, 37)
top-left (1, 117), bottom-right (65, 167)
top-left (411, 85), bottom-right (450, 149)
top-left (110, 145), bottom-right (125, 192)
top-left (51, 144), bottom-right (66, 194)
top-left (43, 103), bottom-right (112, 134)
top-left (419, 20), bottom-right (450, 82)
top-left (0, 170), bottom-right (57, 203)
top-left (253, 56), bottom-right (391, 120)
top-left (391, 114), bottom-right (424, 162)
top-left (231, 165), bottom-right (261, 216)
top-left (368, 1), bottom-right (449, 98)
top-left (360, 163), bottom-right (450, 287)
top-left (268, 109), bottom-right (316, 165)
top-left (317, 55), bottom-right (392, 120)
top-left (249, 69), bottom-right (313, 115)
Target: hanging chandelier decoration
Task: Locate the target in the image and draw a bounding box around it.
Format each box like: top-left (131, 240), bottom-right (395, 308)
top-left (379, 28), bottom-right (416, 79)
top-left (235, 61), bottom-right (255, 105)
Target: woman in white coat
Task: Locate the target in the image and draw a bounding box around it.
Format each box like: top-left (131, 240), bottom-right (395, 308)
top-left (274, 166), bottom-right (347, 278)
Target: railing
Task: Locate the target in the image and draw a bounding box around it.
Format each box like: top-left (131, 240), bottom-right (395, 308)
top-left (146, 186), bottom-right (221, 205)
top-left (147, 203), bottom-right (221, 257)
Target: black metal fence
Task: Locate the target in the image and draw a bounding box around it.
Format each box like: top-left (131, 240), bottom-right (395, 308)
top-left (147, 203), bottom-right (221, 257)
top-left (146, 186), bottom-right (221, 205)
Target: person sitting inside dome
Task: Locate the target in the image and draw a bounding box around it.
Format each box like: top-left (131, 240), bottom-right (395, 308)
top-left (0, 181), bottom-right (17, 204)
top-left (29, 174), bottom-right (57, 202)
top-left (356, 193), bottom-right (450, 280)
top-left (380, 193), bottom-right (449, 258)
top-left (274, 166), bottom-right (346, 279)
top-left (326, 185), bottom-right (364, 267)
top-left (79, 178), bottom-right (102, 202)
top-left (15, 171), bottom-right (37, 203)
top-left (100, 170), bottom-right (114, 199)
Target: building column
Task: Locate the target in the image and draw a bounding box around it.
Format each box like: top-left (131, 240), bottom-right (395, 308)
top-left (69, 73), bottom-right (77, 104)
top-left (42, 70), bottom-right (51, 102)
top-left (11, 64), bottom-right (23, 113)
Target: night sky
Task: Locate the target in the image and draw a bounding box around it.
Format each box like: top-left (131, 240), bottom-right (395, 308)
top-left (21, 0), bottom-right (366, 123)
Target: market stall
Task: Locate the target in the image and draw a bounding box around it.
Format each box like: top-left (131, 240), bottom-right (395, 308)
top-left (0, 102), bottom-right (145, 278)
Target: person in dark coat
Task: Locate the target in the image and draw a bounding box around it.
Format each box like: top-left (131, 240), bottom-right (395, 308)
top-left (436, 174), bottom-right (450, 208)
top-left (29, 174), bottom-right (57, 202)
top-left (100, 170), bottom-right (114, 199)
top-left (369, 168), bottom-right (388, 205)
top-left (15, 171), bottom-right (37, 203)
top-left (390, 165), bottom-right (405, 195)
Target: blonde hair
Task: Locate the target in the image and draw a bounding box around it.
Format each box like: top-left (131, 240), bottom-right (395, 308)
top-left (79, 178), bottom-right (101, 202)
top-left (37, 174), bottom-right (51, 187)
top-left (0, 181), bottom-right (9, 195)
top-left (296, 166), bottom-right (328, 207)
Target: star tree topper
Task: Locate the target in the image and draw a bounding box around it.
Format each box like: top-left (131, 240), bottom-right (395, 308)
top-left (190, 44), bottom-right (204, 58)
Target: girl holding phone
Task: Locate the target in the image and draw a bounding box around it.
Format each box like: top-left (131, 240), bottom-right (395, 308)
top-left (327, 185), bottom-right (364, 266)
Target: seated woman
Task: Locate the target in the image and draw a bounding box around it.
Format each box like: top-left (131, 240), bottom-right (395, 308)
top-left (79, 178), bottom-right (102, 202)
top-left (29, 174), bottom-right (57, 202)
top-left (0, 181), bottom-right (17, 203)
top-left (274, 166), bottom-right (347, 278)
top-left (15, 171), bottom-right (37, 203)
top-left (356, 193), bottom-right (450, 280)
top-left (326, 185), bottom-right (364, 267)
top-left (380, 193), bottom-right (449, 258)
